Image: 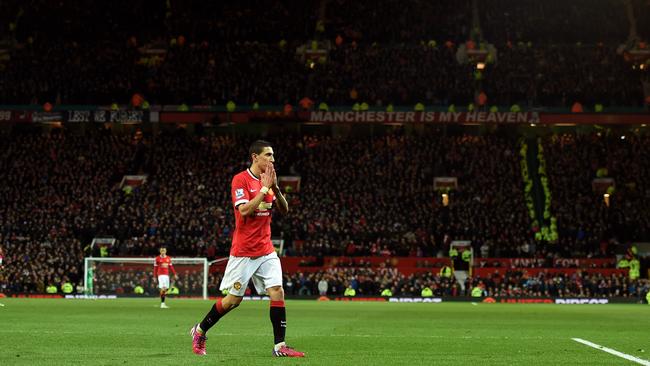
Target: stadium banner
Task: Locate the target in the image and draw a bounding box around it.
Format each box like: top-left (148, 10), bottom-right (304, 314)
top-left (32, 111), bottom-right (64, 123)
top-left (159, 111), bottom-right (251, 124)
top-left (272, 256), bottom-right (452, 275)
top-left (154, 110), bottom-right (650, 125)
top-left (7, 294), bottom-right (64, 298)
top-left (301, 111), bottom-right (650, 125)
top-left (475, 258), bottom-right (617, 268)
top-left (3, 109), bottom-right (648, 125)
top-left (554, 298), bottom-right (609, 304)
top-left (64, 294), bottom-right (118, 300)
top-left (388, 297), bottom-right (443, 303)
top-left (65, 110), bottom-right (147, 123)
top-left (0, 110), bottom-right (34, 123)
top-left (304, 111), bottom-right (541, 124)
top-left (7, 294), bottom-right (641, 304)
top-left (478, 297), bottom-right (635, 304)
top-left (434, 177), bottom-right (458, 190)
top-left (473, 267), bottom-right (627, 277)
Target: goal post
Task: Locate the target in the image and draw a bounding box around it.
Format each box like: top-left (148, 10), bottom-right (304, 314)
top-left (84, 257), bottom-right (209, 299)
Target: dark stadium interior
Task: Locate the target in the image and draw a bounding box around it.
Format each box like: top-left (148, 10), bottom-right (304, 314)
top-left (0, 0), bottom-right (649, 305)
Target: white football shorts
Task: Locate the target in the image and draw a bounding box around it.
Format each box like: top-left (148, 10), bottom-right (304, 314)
top-left (219, 251), bottom-right (283, 296)
top-left (157, 275), bottom-right (170, 289)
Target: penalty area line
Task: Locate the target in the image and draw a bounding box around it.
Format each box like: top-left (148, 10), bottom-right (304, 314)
top-left (572, 338), bottom-right (650, 366)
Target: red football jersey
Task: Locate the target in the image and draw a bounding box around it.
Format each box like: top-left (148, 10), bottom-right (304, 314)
top-left (154, 255), bottom-right (176, 276)
top-left (230, 168), bottom-right (276, 257)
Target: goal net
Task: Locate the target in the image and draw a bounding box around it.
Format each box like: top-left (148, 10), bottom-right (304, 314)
top-left (84, 257), bottom-right (209, 299)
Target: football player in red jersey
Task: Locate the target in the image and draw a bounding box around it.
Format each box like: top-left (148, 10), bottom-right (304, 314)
top-left (190, 140), bottom-right (304, 357)
top-left (154, 246), bottom-right (177, 308)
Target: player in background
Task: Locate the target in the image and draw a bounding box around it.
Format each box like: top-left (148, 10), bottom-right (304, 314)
top-left (189, 140), bottom-right (304, 357)
top-left (154, 246), bottom-right (177, 309)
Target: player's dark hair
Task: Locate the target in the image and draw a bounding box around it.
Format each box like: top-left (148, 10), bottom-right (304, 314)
top-left (249, 140), bottom-right (272, 159)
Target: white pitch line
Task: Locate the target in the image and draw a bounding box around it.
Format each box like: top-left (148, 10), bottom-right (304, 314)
top-left (572, 338), bottom-right (650, 366)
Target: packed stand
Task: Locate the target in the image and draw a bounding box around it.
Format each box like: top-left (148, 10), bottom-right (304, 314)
top-left (0, 128), bottom-right (138, 293)
top-left (73, 262), bottom-right (650, 300)
top-left (9, 0), bottom-right (165, 42)
top-left (110, 132), bottom-right (248, 259)
top-left (281, 267), bottom-right (649, 299)
top-left (166, 0), bottom-right (317, 42)
top-left (542, 133), bottom-right (650, 256)
top-left (1, 129), bottom-right (649, 294)
top-left (274, 133), bottom-right (531, 258)
top-left (151, 42), bottom-right (306, 106)
top-left (482, 45), bottom-right (645, 108)
top-left (324, 0), bottom-right (470, 43)
top-left (468, 270), bottom-right (648, 299)
top-left (632, 0), bottom-right (650, 41)
top-left (309, 43), bottom-right (475, 106)
top-left (102, 132), bottom-right (532, 259)
top-left (478, 0), bottom-right (628, 45)
top-left (0, 1), bottom-right (646, 108)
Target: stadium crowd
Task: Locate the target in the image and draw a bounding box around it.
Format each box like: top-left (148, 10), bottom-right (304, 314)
top-left (0, 1), bottom-right (646, 108)
top-left (482, 45), bottom-right (644, 108)
top-left (479, 0), bottom-right (628, 44)
top-left (324, 0), bottom-right (470, 43)
top-left (1, 0), bottom-right (649, 295)
top-left (79, 131), bottom-right (532, 260)
top-left (633, 0), bottom-right (650, 41)
top-left (279, 133), bottom-right (531, 259)
top-left (284, 268), bottom-right (649, 299)
top-left (0, 129), bottom-right (136, 293)
top-left (2, 128), bottom-right (649, 295)
top-left (543, 133), bottom-right (650, 256)
top-left (1, 41), bottom-right (643, 108)
top-left (86, 265), bottom-right (650, 301)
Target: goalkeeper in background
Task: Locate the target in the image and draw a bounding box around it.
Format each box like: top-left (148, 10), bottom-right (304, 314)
top-left (154, 246), bottom-right (177, 308)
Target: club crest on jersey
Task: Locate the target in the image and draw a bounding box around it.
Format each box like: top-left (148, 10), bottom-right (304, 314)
top-left (235, 188), bottom-right (244, 199)
top-left (233, 282), bottom-right (242, 291)
top-left (257, 202), bottom-right (273, 211)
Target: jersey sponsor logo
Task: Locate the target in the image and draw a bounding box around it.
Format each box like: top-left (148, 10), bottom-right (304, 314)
top-left (233, 282), bottom-right (242, 291)
top-left (250, 189), bottom-right (257, 192)
top-left (235, 188), bottom-right (244, 199)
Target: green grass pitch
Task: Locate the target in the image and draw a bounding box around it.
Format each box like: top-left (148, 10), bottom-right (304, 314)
top-left (0, 298), bottom-right (648, 365)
